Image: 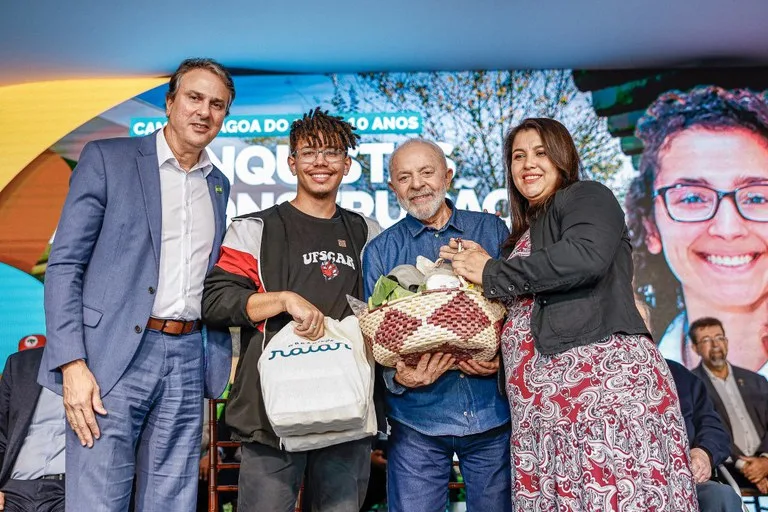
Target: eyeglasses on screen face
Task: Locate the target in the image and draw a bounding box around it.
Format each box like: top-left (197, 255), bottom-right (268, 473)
top-left (654, 183), bottom-right (768, 222)
top-left (291, 147), bottom-right (347, 163)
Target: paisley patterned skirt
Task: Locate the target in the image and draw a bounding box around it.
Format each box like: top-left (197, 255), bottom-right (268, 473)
top-left (501, 231), bottom-right (698, 511)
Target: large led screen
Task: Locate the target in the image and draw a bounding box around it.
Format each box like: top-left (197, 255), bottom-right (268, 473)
top-left (1, 68), bottom-right (766, 376)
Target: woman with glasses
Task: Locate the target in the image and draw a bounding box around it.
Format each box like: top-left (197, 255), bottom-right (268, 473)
top-left (627, 86), bottom-right (768, 377)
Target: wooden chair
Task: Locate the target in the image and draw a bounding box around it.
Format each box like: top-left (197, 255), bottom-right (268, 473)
top-left (207, 399), bottom-right (304, 512)
top-left (449, 460), bottom-right (466, 490)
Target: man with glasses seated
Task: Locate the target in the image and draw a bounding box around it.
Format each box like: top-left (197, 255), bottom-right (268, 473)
top-left (666, 358), bottom-right (744, 511)
top-left (689, 317), bottom-right (768, 494)
top-left (626, 86), bottom-right (768, 378)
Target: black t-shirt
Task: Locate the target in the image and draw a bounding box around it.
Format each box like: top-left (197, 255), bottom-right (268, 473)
top-left (281, 202), bottom-right (365, 320)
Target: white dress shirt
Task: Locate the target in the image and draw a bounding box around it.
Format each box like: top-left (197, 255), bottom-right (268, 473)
top-left (151, 129), bottom-right (215, 320)
top-left (703, 362), bottom-right (763, 456)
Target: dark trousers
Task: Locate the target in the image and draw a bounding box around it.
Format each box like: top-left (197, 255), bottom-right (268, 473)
top-left (1, 478), bottom-right (65, 512)
top-left (238, 438), bottom-right (371, 512)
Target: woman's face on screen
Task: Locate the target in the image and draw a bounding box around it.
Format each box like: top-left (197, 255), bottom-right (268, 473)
top-left (645, 127), bottom-right (768, 308)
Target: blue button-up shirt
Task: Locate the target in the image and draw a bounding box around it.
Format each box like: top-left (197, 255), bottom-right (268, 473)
top-left (363, 200), bottom-right (510, 436)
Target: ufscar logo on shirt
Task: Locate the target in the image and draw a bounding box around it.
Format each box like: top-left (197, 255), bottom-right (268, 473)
top-left (320, 260), bottom-right (340, 281)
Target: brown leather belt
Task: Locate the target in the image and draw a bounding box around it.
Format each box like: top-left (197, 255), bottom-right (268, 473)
top-left (146, 317), bottom-right (201, 336)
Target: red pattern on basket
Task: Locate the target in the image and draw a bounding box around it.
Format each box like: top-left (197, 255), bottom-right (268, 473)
top-left (373, 308), bottom-right (422, 353)
top-left (359, 287), bottom-right (505, 367)
top-left (426, 292), bottom-right (490, 339)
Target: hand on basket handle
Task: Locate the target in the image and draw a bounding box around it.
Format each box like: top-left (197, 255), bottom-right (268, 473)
top-left (452, 239), bottom-right (468, 288)
top-left (438, 238), bottom-right (491, 286)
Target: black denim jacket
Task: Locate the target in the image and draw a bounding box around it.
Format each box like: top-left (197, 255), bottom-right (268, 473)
top-left (483, 180), bottom-right (650, 355)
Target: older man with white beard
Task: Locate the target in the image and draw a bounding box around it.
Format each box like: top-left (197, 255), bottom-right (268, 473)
top-left (362, 138), bottom-right (512, 512)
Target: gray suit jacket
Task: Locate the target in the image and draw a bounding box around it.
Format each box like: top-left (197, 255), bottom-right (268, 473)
top-left (0, 348), bottom-right (45, 487)
top-left (39, 132), bottom-right (232, 398)
top-left (692, 363), bottom-right (768, 458)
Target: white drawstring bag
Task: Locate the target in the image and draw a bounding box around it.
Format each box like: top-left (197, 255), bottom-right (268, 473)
top-left (259, 316), bottom-right (372, 438)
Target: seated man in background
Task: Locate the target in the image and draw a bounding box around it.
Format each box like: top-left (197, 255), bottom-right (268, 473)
top-left (689, 317), bottom-right (768, 493)
top-left (0, 335), bottom-right (65, 512)
top-left (667, 358), bottom-right (744, 511)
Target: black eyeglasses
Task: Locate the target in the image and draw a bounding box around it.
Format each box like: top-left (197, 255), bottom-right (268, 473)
top-left (653, 183), bottom-right (768, 222)
top-left (694, 335), bottom-right (728, 346)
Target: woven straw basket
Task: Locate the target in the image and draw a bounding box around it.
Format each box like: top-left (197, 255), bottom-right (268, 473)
top-left (358, 287), bottom-right (506, 368)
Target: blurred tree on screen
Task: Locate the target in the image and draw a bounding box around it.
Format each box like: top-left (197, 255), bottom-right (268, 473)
top-left (329, 70), bottom-right (624, 199)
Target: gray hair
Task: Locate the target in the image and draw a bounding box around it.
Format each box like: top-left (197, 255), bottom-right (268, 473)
top-left (388, 138), bottom-right (447, 182)
top-left (166, 58), bottom-right (236, 115)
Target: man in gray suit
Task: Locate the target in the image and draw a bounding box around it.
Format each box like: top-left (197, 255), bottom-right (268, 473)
top-left (689, 316), bottom-right (768, 493)
top-left (39, 58), bottom-right (234, 511)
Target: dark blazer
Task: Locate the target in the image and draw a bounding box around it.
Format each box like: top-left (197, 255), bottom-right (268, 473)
top-left (483, 181), bottom-right (649, 355)
top-left (692, 363), bottom-right (768, 459)
top-left (0, 348), bottom-right (45, 487)
top-left (666, 359), bottom-right (731, 468)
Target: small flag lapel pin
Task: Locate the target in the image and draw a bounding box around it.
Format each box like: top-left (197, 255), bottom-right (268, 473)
top-left (215, 185), bottom-right (223, 194)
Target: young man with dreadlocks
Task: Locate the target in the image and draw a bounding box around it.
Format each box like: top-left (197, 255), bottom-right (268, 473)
top-left (202, 108), bottom-right (381, 511)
